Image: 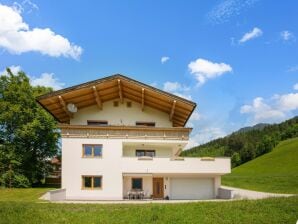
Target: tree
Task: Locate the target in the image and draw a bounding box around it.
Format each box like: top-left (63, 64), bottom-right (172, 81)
top-left (0, 68), bottom-right (59, 187)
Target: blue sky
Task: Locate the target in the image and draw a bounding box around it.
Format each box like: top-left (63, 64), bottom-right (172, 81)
top-left (0, 0), bottom-right (297, 147)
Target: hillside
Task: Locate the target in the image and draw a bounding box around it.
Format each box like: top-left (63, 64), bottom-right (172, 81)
top-left (222, 138), bottom-right (298, 194)
top-left (182, 116), bottom-right (298, 167)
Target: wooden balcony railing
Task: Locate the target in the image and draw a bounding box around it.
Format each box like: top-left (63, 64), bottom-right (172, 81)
top-left (59, 124), bottom-right (191, 140)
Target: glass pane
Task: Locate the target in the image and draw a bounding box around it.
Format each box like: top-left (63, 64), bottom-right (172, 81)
top-left (136, 150), bottom-right (145, 157)
top-left (84, 145), bottom-right (92, 156)
top-left (84, 177), bottom-right (92, 188)
top-left (132, 178), bottom-right (142, 190)
top-left (145, 150), bottom-right (155, 157)
top-left (94, 145), bottom-right (102, 157)
top-left (94, 177), bottom-right (102, 188)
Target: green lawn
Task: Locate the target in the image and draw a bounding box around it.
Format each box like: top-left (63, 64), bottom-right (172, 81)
top-left (0, 188), bottom-right (297, 223)
top-left (222, 137), bottom-right (298, 194)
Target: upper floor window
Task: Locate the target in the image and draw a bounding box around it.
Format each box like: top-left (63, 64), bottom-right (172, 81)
top-left (87, 120), bottom-right (108, 126)
top-left (83, 144), bottom-right (102, 157)
top-left (136, 150), bottom-right (156, 157)
top-left (82, 176), bottom-right (102, 189)
top-left (136, 122), bottom-right (155, 127)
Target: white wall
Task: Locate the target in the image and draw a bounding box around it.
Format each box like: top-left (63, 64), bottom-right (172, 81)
top-left (122, 145), bottom-right (173, 157)
top-left (123, 176), bottom-right (153, 198)
top-left (62, 138), bottom-right (230, 200)
top-left (70, 99), bottom-right (172, 127)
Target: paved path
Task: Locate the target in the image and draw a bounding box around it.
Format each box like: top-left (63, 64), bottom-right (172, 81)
top-left (221, 185), bottom-right (295, 199)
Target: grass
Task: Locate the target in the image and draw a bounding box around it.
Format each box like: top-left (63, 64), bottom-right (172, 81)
top-left (222, 137), bottom-right (298, 194)
top-left (0, 188), bottom-right (297, 223)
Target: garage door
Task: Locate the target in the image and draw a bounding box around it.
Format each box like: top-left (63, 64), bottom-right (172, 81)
top-left (170, 178), bottom-right (214, 200)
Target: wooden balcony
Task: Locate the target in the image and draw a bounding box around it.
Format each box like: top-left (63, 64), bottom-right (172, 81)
top-left (59, 124), bottom-right (192, 140)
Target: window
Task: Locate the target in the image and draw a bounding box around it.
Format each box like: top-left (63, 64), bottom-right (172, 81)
top-left (136, 150), bottom-right (156, 157)
top-left (132, 178), bottom-right (142, 190)
top-left (113, 101), bottom-right (119, 107)
top-left (83, 144), bottom-right (102, 157)
top-left (87, 120), bottom-right (108, 126)
top-left (136, 122), bottom-right (155, 127)
top-left (82, 176), bottom-right (102, 189)
top-left (126, 101), bottom-right (132, 107)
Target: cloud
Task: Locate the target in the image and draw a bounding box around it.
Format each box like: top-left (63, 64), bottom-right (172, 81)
top-left (1, 65), bottom-right (64, 90)
top-left (240, 93), bottom-right (298, 125)
top-left (188, 58), bottom-right (232, 85)
top-left (13, 0), bottom-right (39, 14)
top-left (294, 83), bottom-right (298, 90)
top-left (161, 56), bottom-right (170, 64)
top-left (163, 81), bottom-right (192, 100)
top-left (189, 111), bottom-right (202, 121)
top-left (239, 27), bottom-right (262, 43)
top-left (0, 3), bottom-right (82, 60)
top-left (0, 65), bottom-right (22, 76)
top-left (163, 81), bottom-right (189, 92)
top-left (207, 0), bottom-right (259, 24)
top-left (30, 73), bottom-right (64, 90)
top-left (185, 127), bottom-right (226, 149)
top-left (280, 30), bottom-right (295, 42)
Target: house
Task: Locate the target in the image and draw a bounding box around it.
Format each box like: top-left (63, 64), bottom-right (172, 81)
top-left (37, 74), bottom-right (230, 200)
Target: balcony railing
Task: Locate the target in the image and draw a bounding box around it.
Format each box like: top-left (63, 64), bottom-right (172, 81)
top-left (121, 157), bottom-right (231, 174)
top-left (59, 124), bottom-right (191, 140)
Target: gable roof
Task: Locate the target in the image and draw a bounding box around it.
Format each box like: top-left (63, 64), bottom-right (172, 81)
top-left (37, 74), bottom-right (197, 127)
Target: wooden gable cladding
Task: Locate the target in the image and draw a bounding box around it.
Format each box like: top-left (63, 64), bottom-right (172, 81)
top-left (37, 74), bottom-right (196, 127)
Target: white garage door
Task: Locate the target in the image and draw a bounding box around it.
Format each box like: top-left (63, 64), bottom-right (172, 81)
top-left (170, 178), bottom-right (214, 200)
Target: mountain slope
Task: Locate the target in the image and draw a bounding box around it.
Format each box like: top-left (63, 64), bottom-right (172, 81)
top-left (222, 137), bottom-right (298, 194)
top-left (182, 116), bottom-right (298, 167)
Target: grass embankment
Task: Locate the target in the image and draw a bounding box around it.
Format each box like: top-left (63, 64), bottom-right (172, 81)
top-left (0, 188), bottom-right (297, 223)
top-left (223, 138), bottom-right (298, 194)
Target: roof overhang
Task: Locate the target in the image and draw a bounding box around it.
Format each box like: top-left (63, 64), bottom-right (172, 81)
top-left (37, 74), bottom-right (197, 127)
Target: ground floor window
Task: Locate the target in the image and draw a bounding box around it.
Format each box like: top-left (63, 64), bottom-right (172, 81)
top-left (132, 178), bottom-right (143, 190)
top-left (82, 176), bottom-right (102, 189)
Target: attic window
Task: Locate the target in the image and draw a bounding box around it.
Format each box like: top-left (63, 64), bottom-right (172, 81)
top-left (113, 101), bottom-right (119, 107)
top-left (87, 120), bottom-right (108, 126)
top-left (126, 101), bottom-right (132, 108)
top-left (136, 122), bottom-right (155, 127)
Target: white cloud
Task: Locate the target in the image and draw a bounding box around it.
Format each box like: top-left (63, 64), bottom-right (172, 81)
top-left (161, 56), bottom-right (170, 64)
top-left (239, 27), bottom-right (263, 43)
top-left (0, 65), bottom-right (22, 76)
top-left (1, 65), bottom-right (64, 90)
top-left (163, 81), bottom-right (192, 100)
top-left (31, 73), bottom-right (64, 90)
top-left (207, 0), bottom-right (259, 24)
top-left (185, 127), bottom-right (226, 149)
top-left (0, 3), bottom-right (82, 60)
top-left (189, 111), bottom-right (202, 121)
top-left (294, 83), bottom-right (298, 90)
top-left (163, 81), bottom-right (190, 92)
top-left (280, 30), bottom-right (295, 41)
top-left (188, 58), bottom-right (232, 85)
top-left (241, 93), bottom-right (298, 125)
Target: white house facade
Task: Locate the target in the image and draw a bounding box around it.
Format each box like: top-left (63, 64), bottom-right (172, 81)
top-left (38, 74), bottom-right (230, 200)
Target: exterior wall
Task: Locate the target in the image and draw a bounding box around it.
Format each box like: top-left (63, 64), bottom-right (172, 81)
top-left (123, 145), bottom-right (173, 157)
top-left (123, 176), bottom-right (153, 198)
top-left (70, 99), bottom-right (172, 127)
top-left (62, 137), bottom-right (190, 200)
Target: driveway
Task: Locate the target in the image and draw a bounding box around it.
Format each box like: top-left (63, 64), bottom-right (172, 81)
top-left (221, 186), bottom-right (295, 200)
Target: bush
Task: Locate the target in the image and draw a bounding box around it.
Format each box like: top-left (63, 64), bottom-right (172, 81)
top-left (1, 172), bottom-right (30, 188)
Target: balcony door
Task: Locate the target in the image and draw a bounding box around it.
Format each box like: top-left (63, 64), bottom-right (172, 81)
top-left (152, 178), bottom-right (164, 199)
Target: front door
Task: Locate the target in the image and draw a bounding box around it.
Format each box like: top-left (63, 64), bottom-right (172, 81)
top-left (153, 177), bottom-right (164, 199)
